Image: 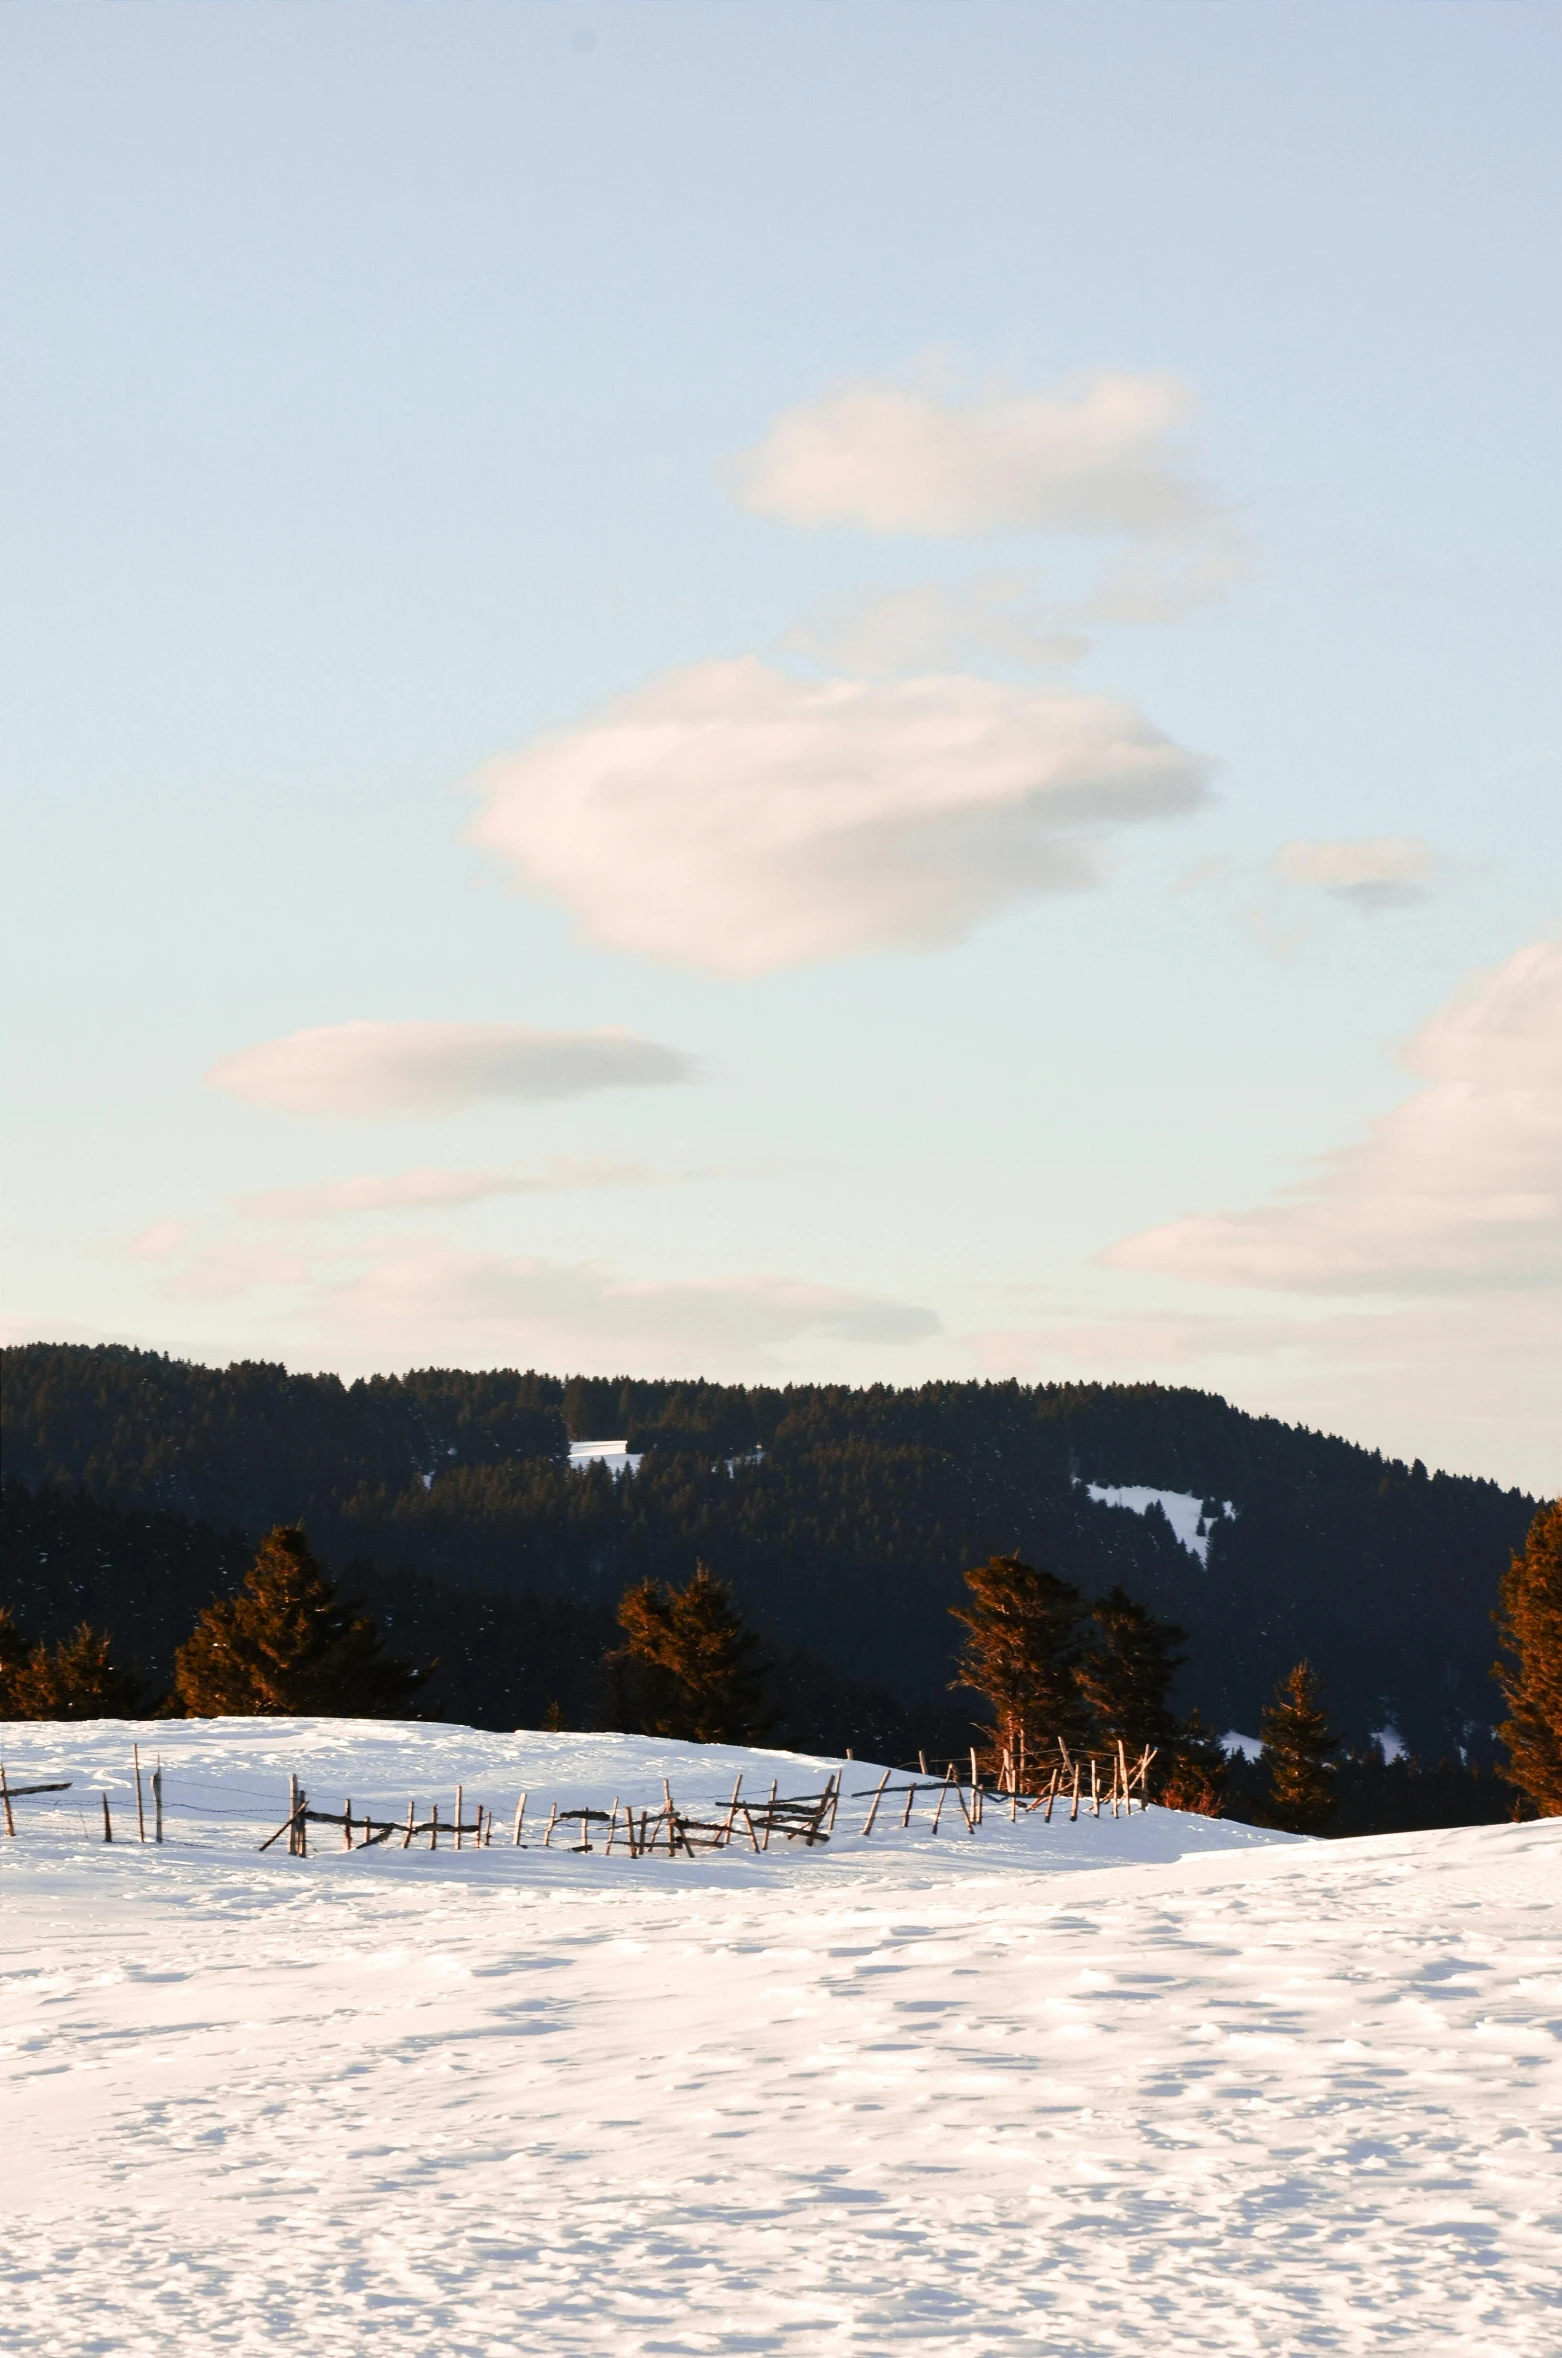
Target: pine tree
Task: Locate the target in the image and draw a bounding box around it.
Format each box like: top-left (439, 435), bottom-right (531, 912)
top-left (173, 1525), bottom-right (421, 1717)
top-left (0, 1612), bottom-right (142, 1718)
top-left (606, 1563), bottom-right (772, 1744)
top-left (1076, 1585), bottom-right (1186, 1757)
top-left (950, 1553), bottom-right (1089, 1759)
top-left (0, 1606), bottom-right (31, 1717)
top-left (1260, 1659), bottom-right (1339, 1834)
top-left (1493, 1497), bottom-right (1562, 1817)
top-left (1158, 1706), bottom-right (1230, 1817)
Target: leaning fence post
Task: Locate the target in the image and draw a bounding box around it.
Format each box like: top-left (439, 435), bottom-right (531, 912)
top-left (403, 1800), bottom-right (416, 1849)
top-left (860, 1766), bottom-right (892, 1836)
top-left (101, 1792), bottom-right (113, 1843)
top-left (1, 1763), bottom-right (14, 1840)
top-left (512, 1793), bottom-right (527, 1845)
top-left (134, 1744), bottom-right (146, 1843)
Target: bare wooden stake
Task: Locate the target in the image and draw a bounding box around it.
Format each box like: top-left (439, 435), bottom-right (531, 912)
top-left (930, 1766), bottom-right (954, 1835)
top-left (2, 1762), bottom-right (15, 1840)
top-left (455, 1785), bottom-right (464, 1851)
top-left (429, 1802), bottom-right (439, 1852)
top-left (918, 1750), bottom-right (929, 1776)
top-left (403, 1799), bottom-right (416, 1850)
top-left (860, 1766), bottom-right (892, 1837)
top-left (101, 1792), bottom-right (113, 1843)
top-left (288, 1773), bottom-right (300, 1857)
top-left (1070, 1762), bottom-right (1081, 1822)
top-left (1091, 1756), bottom-right (1100, 1817)
top-left (344, 1799), bottom-right (354, 1850)
top-left (721, 1776), bottom-right (743, 1847)
top-left (1043, 1765), bottom-right (1059, 1822)
top-left (761, 1778), bottom-right (777, 1852)
top-left (134, 1744), bottom-right (146, 1843)
top-left (900, 1779), bottom-right (918, 1830)
top-left (153, 1759), bottom-right (164, 1845)
top-left (512, 1792), bottom-right (527, 1845)
top-left (542, 1802), bottom-right (557, 1848)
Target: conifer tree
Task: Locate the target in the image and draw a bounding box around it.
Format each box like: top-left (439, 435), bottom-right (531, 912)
top-left (173, 1524), bottom-right (421, 1717)
top-left (1493, 1497), bottom-right (1562, 1817)
top-left (606, 1563), bottom-right (772, 1744)
top-left (1158, 1706), bottom-right (1230, 1817)
top-left (1260, 1659), bottom-right (1339, 1834)
top-left (950, 1553), bottom-right (1089, 1758)
top-left (1075, 1585), bottom-right (1187, 1757)
top-left (0, 1606), bottom-right (32, 1717)
top-left (0, 1611), bottom-right (142, 1718)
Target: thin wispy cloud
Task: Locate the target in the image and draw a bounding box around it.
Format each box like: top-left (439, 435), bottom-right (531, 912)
top-left (237, 1158), bottom-right (678, 1222)
top-left (1105, 940), bottom-right (1562, 1294)
top-left (467, 658), bottom-right (1210, 974)
top-left (206, 1022), bottom-right (696, 1119)
top-left (735, 368), bottom-right (1210, 539)
top-left (1273, 837), bottom-right (1444, 911)
top-left (318, 1246), bottom-right (943, 1362)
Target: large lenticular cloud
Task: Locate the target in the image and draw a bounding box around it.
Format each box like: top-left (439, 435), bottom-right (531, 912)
top-left (465, 658), bottom-right (1210, 975)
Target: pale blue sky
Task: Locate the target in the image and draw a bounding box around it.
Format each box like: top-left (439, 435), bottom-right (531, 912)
top-left (4, 3), bottom-right (1558, 1487)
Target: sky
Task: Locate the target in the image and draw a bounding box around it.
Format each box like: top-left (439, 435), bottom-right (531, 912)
top-left (2, 2), bottom-right (1558, 1492)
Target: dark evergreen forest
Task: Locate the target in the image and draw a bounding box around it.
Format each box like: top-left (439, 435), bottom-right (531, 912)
top-left (1, 1342), bottom-right (1539, 1760)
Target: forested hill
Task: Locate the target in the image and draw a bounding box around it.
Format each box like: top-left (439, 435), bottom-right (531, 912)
top-left (1, 1342), bottom-right (1540, 1757)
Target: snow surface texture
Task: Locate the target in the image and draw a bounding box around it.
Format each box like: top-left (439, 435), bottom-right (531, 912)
top-left (1082, 1482), bottom-right (1234, 1563)
top-left (2, 1720), bottom-right (1558, 2357)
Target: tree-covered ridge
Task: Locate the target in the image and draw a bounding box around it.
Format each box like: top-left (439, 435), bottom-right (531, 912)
top-left (1, 1343), bottom-right (1540, 1757)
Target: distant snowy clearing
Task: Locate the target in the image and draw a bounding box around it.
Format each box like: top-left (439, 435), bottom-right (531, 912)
top-left (1, 1719), bottom-right (1558, 2356)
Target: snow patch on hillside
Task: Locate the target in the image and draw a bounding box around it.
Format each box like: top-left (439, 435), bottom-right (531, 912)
top-left (1083, 1480), bottom-right (1236, 1562)
top-left (568, 1437), bottom-right (643, 1476)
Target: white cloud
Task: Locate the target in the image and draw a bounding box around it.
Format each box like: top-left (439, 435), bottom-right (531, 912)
top-left (1105, 940), bottom-right (1562, 1293)
top-left (785, 576), bottom-right (1089, 677)
top-left (735, 369), bottom-right (1208, 538)
top-left (466, 658), bottom-right (1209, 974)
top-left (235, 1158), bottom-right (663, 1222)
top-left (206, 1022), bottom-right (695, 1119)
top-left (127, 1218), bottom-right (191, 1262)
top-left (317, 1247), bottom-right (941, 1362)
top-left (1274, 837), bottom-right (1443, 911)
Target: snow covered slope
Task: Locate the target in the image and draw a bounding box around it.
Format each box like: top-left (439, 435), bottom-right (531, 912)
top-left (2, 1719), bottom-right (1558, 2355)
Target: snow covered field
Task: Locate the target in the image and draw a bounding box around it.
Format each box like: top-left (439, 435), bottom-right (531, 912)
top-left (2, 1720), bottom-right (1558, 2356)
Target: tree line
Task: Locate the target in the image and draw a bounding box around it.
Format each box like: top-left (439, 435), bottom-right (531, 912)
top-left (4, 1343), bottom-right (1540, 1763)
top-left (5, 1498), bottom-right (1557, 1835)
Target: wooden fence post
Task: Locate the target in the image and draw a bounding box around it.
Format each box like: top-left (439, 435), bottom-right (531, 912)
top-left (288, 1773), bottom-right (300, 1857)
top-left (860, 1766), bottom-right (892, 1836)
top-left (403, 1800), bottom-right (416, 1849)
top-left (153, 1760), bottom-right (163, 1844)
top-left (455, 1786), bottom-right (463, 1851)
top-left (133, 1744), bottom-right (146, 1843)
top-left (343, 1800), bottom-right (353, 1850)
top-left (1, 1763), bottom-right (14, 1840)
top-left (542, 1802), bottom-right (557, 1848)
top-left (101, 1792), bottom-right (113, 1843)
top-left (429, 1802), bottom-right (439, 1852)
top-left (901, 1778), bottom-right (919, 1829)
top-left (513, 1793), bottom-right (527, 1845)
